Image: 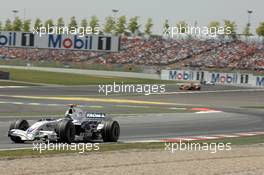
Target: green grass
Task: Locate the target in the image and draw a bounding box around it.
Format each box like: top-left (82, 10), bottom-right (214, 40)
top-left (0, 135), bottom-right (263, 158)
top-left (0, 59), bottom-right (144, 72)
top-left (0, 80), bottom-right (38, 86)
top-left (0, 68), bottom-right (171, 85)
top-left (0, 142), bottom-right (162, 158)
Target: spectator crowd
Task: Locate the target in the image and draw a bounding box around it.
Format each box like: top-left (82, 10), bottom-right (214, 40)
top-left (0, 36), bottom-right (263, 71)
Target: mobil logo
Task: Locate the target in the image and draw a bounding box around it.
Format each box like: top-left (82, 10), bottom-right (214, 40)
top-left (211, 73), bottom-right (238, 84)
top-left (48, 34), bottom-right (92, 50)
top-left (169, 70), bottom-right (194, 81)
top-left (0, 32), bottom-right (16, 46)
top-left (255, 76), bottom-right (264, 87)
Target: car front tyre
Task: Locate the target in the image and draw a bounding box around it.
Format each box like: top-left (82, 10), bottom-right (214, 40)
top-left (56, 119), bottom-right (76, 143)
top-left (9, 120), bottom-right (29, 143)
top-left (102, 120), bottom-right (120, 142)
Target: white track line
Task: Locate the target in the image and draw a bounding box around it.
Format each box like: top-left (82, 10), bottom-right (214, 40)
top-left (0, 147), bottom-right (32, 151)
top-left (195, 110), bottom-right (222, 114)
top-left (0, 101), bottom-right (104, 108)
top-left (148, 88), bottom-right (264, 95)
top-left (128, 131), bottom-right (264, 143)
top-left (0, 86), bottom-right (29, 88)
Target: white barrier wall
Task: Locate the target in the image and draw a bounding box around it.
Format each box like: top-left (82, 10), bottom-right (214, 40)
top-left (161, 69), bottom-right (264, 87)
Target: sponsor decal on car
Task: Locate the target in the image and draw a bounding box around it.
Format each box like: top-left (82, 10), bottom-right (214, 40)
top-left (86, 113), bottom-right (105, 118)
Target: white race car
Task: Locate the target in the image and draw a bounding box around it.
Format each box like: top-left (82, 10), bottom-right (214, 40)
top-left (200, 81), bottom-right (216, 85)
top-left (8, 104), bottom-right (120, 143)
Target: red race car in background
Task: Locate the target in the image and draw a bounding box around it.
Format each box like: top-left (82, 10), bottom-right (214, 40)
top-left (179, 83), bottom-right (201, 91)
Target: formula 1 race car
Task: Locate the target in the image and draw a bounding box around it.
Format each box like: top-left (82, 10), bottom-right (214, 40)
top-left (8, 104), bottom-right (120, 143)
top-left (179, 83), bottom-right (201, 91)
top-left (200, 80), bottom-right (215, 85)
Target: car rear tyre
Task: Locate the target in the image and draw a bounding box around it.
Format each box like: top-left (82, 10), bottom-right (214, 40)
top-left (56, 119), bottom-right (75, 143)
top-left (102, 120), bottom-right (120, 142)
top-left (9, 120), bottom-right (29, 143)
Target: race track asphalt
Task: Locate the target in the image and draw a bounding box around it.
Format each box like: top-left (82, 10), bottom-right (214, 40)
top-left (0, 84), bottom-right (263, 149)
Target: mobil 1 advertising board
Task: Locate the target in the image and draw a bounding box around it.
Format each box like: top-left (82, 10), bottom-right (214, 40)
top-left (208, 72), bottom-right (264, 87)
top-left (161, 69), bottom-right (264, 87)
top-left (161, 70), bottom-right (196, 81)
top-left (0, 31), bottom-right (120, 52)
top-left (210, 72), bottom-right (239, 84)
top-left (255, 76), bottom-right (264, 87)
top-left (161, 69), bottom-right (207, 82)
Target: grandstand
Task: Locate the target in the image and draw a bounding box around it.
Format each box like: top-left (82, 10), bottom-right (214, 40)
top-left (1, 36), bottom-right (263, 72)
